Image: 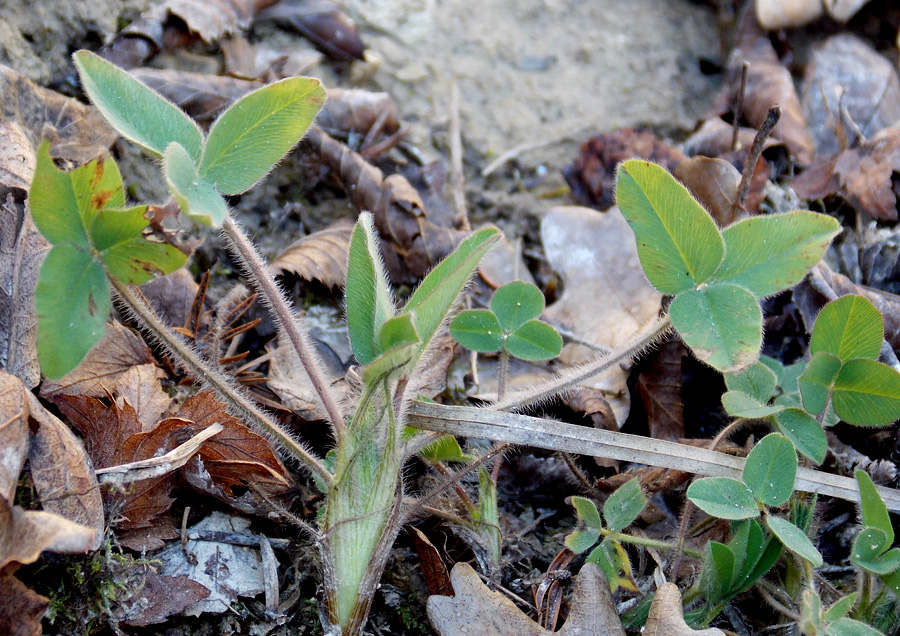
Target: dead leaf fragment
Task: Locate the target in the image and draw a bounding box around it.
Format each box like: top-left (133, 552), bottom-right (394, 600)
top-left (0, 121), bottom-right (34, 190)
top-left (0, 65), bottom-right (116, 164)
top-left (0, 496), bottom-right (98, 568)
top-left (644, 583), bottom-right (726, 636)
top-left (26, 391), bottom-right (104, 549)
top-left (118, 568), bottom-right (211, 626)
top-left (802, 34), bottom-right (900, 157)
top-left (141, 268), bottom-right (202, 331)
top-left (0, 569), bottom-right (48, 636)
top-left (258, 0), bottom-right (365, 61)
top-left (115, 364), bottom-right (171, 431)
top-left (411, 527), bottom-right (453, 597)
top-left (0, 371), bottom-right (28, 502)
top-left (427, 562), bottom-right (624, 635)
top-left (540, 206), bottom-right (663, 425)
top-left (0, 197), bottom-right (49, 388)
top-left (270, 219), bottom-right (353, 288)
top-left (40, 321), bottom-right (155, 398)
top-left (153, 0), bottom-right (267, 43)
top-left (636, 339), bottom-right (687, 442)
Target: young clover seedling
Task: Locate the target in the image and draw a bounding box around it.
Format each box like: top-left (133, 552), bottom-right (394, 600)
top-left (852, 470), bottom-right (900, 596)
top-left (29, 141), bottom-right (187, 378)
top-left (616, 160), bottom-right (840, 372)
top-left (450, 280), bottom-right (562, 362)
top-left (73, 50), bottom-right (325, 227)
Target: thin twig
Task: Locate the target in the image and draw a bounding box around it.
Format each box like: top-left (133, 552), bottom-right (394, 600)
top-left (222, 217), bottom-right (346, 441)
top-left (731, 104), bottom-right (781, 219)
top-left (449, 78), bottom-right (470, 230)
top-left (731, 60), bottom-right (750, 151)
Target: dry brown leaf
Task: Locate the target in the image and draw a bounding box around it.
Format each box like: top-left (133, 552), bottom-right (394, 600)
top-left (681, 118), bottom-right (780, 160)
top-left (564, 128), bottom-right (687, 211)
top-left (41, 321), bottom-right (155, 398)
top-left (636, 339), bottom-right (687, 442)
top-left (644, 583), bottom-right (726, 636)
top-left (0, 370), bottom-right (28, 502)
top-left (541, 206), bottom-right (663, 425)
top-left (713, 18), bottom-right (814, 165)
top-left (53, 395), bottom-right (142, 469)
top-left (0, 65), bottom-right (116, 164)
top-left (427, 562), bottom-right (624, 636)
top-left (305, 126), bottom-right (467, 282)
top-left (118, 568), bottom-right (211, 626)
top-left (258, 0), bottom-right (365, 61)
top-left (0, 496), bottom-right (98, 568)
top-left (270, 219), bottom-right (353, 288)
top-left (174, 392), bottom-right (291, 491)
top-left (141, 268), bottom-right (202, 331)
top-left (0, 196), bottom-right (49, 388)
top-left (0, 569), bottom-right (48, 636)
top-left (222, 34), bottom-right (323, 80)
top-left (131, 68), bottom-right (261, 124)
top-left (317, 88), bottom-right (401, 139)
top-left (151, 0), bottom-right (269, 44)
top-left (0, 121), bottom-right (34, 190)
top-left (411, 527), bottom-right (453, 597)
top-left (802, 35), bottom-right (900, 157)
top-left (26, 391), bottom-right (104, 549)
top-left (478, 236), bottom-right (536, 288)
top-left (115, 364), bottom-right (171, 431)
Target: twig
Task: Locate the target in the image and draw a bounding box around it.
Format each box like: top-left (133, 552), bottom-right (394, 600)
top-left (406, 402), bottom-right (900, 512)
top-left (731, 104), bottom-right (781, 220)
top-left (449, 79), bottom-right (470, 230)
top-left (222, 217), bottom-right (346, 441)
top-left (731, 60), bottom-right (750, 151)
top-left (480, 125), bottom-right (589, 177)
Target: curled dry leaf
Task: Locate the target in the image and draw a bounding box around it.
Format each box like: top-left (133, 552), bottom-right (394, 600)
top-left (147, 0), bottom-right (269, 44)
top-left (40, 321), bottom-right (155, 398)
top-left (564, 128), bottom-right (686, 211)
top-left (0, 496), bottom-right (98, 568)
top-left (793, 126), bottom-right (900, 222)
top-left (675, 157), bottom-right (746, 225)
top-left (258, 0), bottom-right (365, 61)
top-left (427, 562), bottom-right (624, 636)
top-left (0, 121), bottom-right (34, 190)
top-left (222, 34), bottom-right (323, 80)
top-left (0, 569), bottom-right (48, 636)
top-left (410, 527), bottom-right (453, 597)
top-left (636, 338), bottom-right (687, 442)
top-left (0, 370), bottom-right (29, 502)
top-left (644, 583), bottom-right (727, 636)
top-left (306, 126), bottom-right (467, 281)
top-left (0, 195), bottom-right (48, 388)
top-left (713, 18), bottom-right (814, 165)
top-left (26, 391), bottom-right (104, 549)
top-left (270, 219), bottom-right (353, 288)
top-left (541, 206), bottom-right (663, 425)
top-left (802, 34), bottom-right (900, 157)
top-left (0, 65), bottom-right (116, 164)
top-left (317, 88), bottom-right (401, 140)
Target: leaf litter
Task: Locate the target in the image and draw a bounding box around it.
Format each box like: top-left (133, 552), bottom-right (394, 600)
top-left (6, 0), bottom-right (900, 633)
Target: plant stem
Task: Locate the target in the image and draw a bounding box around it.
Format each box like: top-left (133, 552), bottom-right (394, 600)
top-left (601, 528), bottom-right (703, 559)
top-left (492, 314), bottom-right (672, 413)
top-left (221, 217), bottom-right (346, 441)
top-left (110, 277), bottom-right (332, 484)
top-left (497, 347), bottom-right (509, 403)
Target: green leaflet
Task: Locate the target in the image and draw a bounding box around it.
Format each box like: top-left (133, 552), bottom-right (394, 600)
top-left (73, 50), bottom-right (203, 161)
top-left (724, 361), bottom-right (778, 403)
top-left (346, 213), bottom-right (395, 365)
top-left (742, 433), bottom-right (797, 507)
top-left (669, 283), bottom-right (762, 372)
top-left (490, 280), bottom-right (545, 331)
top-left (856, 470), bottom-right (893, 545)
top-left (503, 319), bottom-right (563, 361)
top-left (449, 309), bottom-right (503, 353)
top-left (163, 142), bottom-right (229, 227)
top-left (615, 159), bottom-right (724, 294)
top-left (714, 212), bottom-right (840, 297)
top-left (602, 478), bottom-right (647, 533)
top-left (766, 515), bottom-right (823, 567)
top-left (832, 358), bottom-right (900, 427)
top-left (810, 295), bottom-right (884, 362)
top-left (773, 408), bottom-right (827, 465)
top-left (799, 352), bottom-right (842, 416)
top-left (687, 477), bottom-right (759, 520)
top-left (200, 77), bottom-right (325, 195)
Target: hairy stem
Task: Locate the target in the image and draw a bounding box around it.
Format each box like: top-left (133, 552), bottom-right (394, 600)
top-left (110, 277), bottom-right (332, 484)
top-left (222, 217), bottom-right (346, 440)
top-left (601, 528), bottom-right (703, 559)
top-left (492, 314), bottom-right (672, 413)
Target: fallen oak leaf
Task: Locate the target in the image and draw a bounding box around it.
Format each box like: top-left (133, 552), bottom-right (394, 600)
top-left (427, 562), bottom-right (624, 636)
top-left (644, 583), bottom-right (727, 636)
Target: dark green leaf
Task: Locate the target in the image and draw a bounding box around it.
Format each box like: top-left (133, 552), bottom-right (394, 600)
top-left (504, 319), bottom-right (563, 361)
top-left (415, 433), bottom-right (471, 462)
top-left (687, 477), bottom-right (759, 520)
top-left (823, 594), bottom-right (857, 622)
top-left (74, 50), bottom-right (203, 161)
top-left (773, 408), bottom-right (827, 464)
top-left (378, 313), bottom-right (419, 353)
top-left (851, 528), bottom-right (900, 574)
top-left (490, 281), bottom-right (545, 332)
top-left (725, 361), bottom-right (778, 402)
top-left (35, 244), bottom-right (110, 379)
top-left (669, 283), bottom-right (762, 372)
top-left (699, 541), bottom-right (734, 604)
top-left (615, 159), bottom-right (724, 294)
top-left (810, 295), bottom-right (884, 362)
top-left (713, 211), bottom-right (840, 297)
top-left (449, 310), bottom-right (503, 353)
top-left (29, 140), bottom-right (90, 247)
top-left (743, 433), bottom-right (797, 507)
top-left (346, 213), bottom-right (395, 365)
top-left (721, 391), bottom-right (783, 418)
top-left (602, 478), bottom-right (647, 533)
top-left (826, 618), bottom-right (885, 636)
top-left (856, 470), bottom-right (893, 545)
top-left (833, 358), bottom-right (900, 427)
top-left (766, 515), bottom-right (823, 567)
top-left (200, 77), bottom-right (325, 195)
